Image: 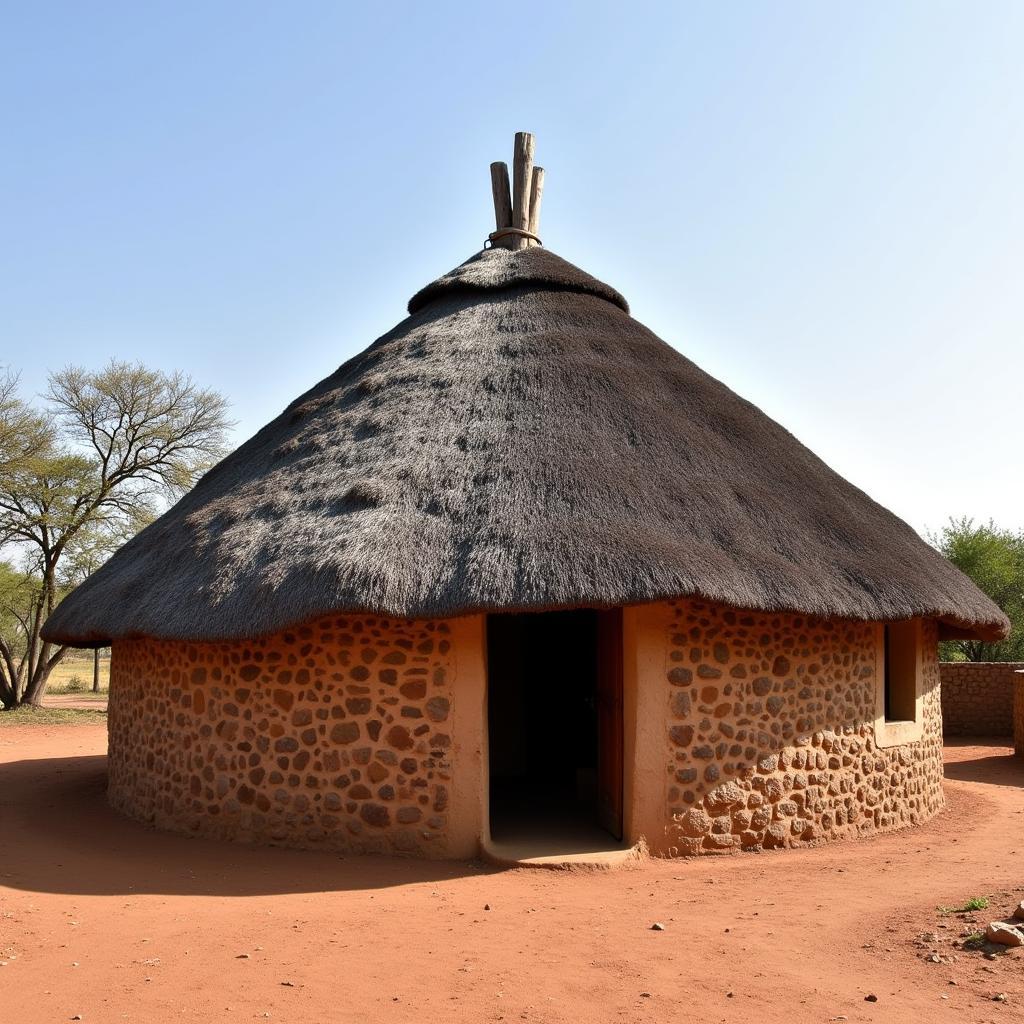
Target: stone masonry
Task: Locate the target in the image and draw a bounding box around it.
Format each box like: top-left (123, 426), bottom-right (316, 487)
top-left (662, 600), bottom-right (943, 855)
top-left (108, 614), bottom-right (455, 855)
top-left (939, 662), bottom-right (1021, 738)
top-left (1016, 672), bottom-right (1024, 758)
top-left (108, 598), bottom-right (949, 860)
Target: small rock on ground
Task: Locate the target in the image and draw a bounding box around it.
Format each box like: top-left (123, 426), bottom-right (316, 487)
top-left (986, 922), bottom-right (1024, 947)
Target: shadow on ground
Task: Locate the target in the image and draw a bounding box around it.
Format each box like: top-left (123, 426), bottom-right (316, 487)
top-left (943, 737), bottom-right (1023, 788)
top-left (0, 753), bottom-right (494, 897)
top-left (6, 739), bottom-right (1022, 900)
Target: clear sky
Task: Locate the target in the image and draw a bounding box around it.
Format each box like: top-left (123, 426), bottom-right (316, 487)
top-left (3, 2), bottom-right (1022, 537)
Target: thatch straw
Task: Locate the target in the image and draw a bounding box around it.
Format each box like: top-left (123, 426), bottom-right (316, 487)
top-left (43, 247), bottom-right (1008, 645)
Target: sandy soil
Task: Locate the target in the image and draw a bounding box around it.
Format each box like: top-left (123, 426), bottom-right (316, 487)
top-left (1, 726), bottom-right (1022, 1024)
top-left (40, 694), bottom-right (109, 711)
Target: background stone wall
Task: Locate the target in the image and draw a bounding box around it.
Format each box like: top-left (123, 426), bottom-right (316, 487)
top-left (660, 600), bottom-right (943, 855)
top-left (1015, 674), bottom-right (1024, 757)
top-left (939, 662), bottom-right (1022, 738)
top-left (109, 614), bottom-right (456, 855)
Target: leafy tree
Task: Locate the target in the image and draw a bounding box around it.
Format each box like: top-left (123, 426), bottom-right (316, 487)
top-left (0, 361), bottom-right (231, 708)
top-left (932, 517), bottom-right (1024, 663)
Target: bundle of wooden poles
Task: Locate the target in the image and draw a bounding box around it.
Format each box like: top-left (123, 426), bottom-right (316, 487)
top-left (489, 132), bottom-right (544, 250)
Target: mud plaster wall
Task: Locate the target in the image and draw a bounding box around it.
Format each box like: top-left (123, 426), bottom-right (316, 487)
top-left (108, 614), bottom-right (481, 857)
top-left (657, 601), bottom-right (943, 855)
top-left (939, 662), bottom-right (1021, 738)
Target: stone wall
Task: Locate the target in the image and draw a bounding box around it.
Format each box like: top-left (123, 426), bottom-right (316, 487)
top-left (939, 662), bottom-right (1021, 738)
top-left (109, 599), bottom-right (949, 861)
top-left (1015, 674), bottom-right (1024, 758)
top-left (660, 600), bottom-right (943, 855)
top-left (108, 614), bottom-right (459, 856)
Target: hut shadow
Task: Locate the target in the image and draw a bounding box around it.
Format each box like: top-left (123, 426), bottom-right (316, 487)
top-left (1, 754), bottom-right (496, 897)
top-left (943, 739), bottom-right (1024, 789)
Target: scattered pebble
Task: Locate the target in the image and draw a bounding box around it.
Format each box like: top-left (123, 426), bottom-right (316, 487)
top-left (864, 994), bottom-right (878, 1002)
top-left (484, 904), bottom-right (491, 911)
top-left (650, 922), bottom-right (665, 931)
top-left (235, 953), bottom-right (250, 959)
top-left (993, 993), bottom-right (1008, 1002)
top-left (280, 981), bottom-right (294, 987)
top-left (640, 992), bottom-right (651, 998)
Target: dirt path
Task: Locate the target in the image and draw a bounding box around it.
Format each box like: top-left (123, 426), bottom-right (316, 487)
top-left (1, 726), bottom-right (1021, 1023)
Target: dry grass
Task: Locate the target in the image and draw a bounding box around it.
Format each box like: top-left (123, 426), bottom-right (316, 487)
top-left (47, 657), bottom-right (111, 694)
top-left (0, 706), bottom-right (107, 726)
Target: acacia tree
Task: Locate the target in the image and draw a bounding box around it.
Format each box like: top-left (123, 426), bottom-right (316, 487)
top-left (0, 361), bottom-right (231, 708)
top-left (0, 370), bottom-right (50, 477)
top-left (932, 517), bottom-right (1024, 663)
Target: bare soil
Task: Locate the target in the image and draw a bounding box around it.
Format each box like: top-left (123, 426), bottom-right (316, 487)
top-left (40, 693), bottom-right (109, 712)
top-left (1, 726), bottom-right (1022, 1023)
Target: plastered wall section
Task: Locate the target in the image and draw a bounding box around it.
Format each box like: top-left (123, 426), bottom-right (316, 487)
top-left (625, 600), bottom-right (944, 856)
top-left (107, 613), bottom-right (487, 858)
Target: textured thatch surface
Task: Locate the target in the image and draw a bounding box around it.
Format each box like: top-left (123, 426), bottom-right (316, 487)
top-left (43, 247), bottom-right (1008, 645)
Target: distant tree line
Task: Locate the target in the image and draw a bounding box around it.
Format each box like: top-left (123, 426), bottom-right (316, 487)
top-left (0, 362), bottom-right (230, 708)
top-left (931, 518), bottom-right (1024, 663)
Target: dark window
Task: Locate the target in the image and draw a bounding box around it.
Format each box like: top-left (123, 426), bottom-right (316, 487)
top-left (883, 621), bottom-right (918, 723)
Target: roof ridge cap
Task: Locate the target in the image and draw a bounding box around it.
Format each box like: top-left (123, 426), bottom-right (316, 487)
top-left (407, 247), bottom-right (629, 315)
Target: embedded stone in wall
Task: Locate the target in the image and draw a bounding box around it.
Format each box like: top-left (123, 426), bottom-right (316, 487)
top-left (107, 614), bottom-right (456, 856)
top-left (661, 600), bottom-right (944, 856)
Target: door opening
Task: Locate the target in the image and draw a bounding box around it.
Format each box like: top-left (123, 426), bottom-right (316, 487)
top-left (486, 608), bottom-right (624, 850)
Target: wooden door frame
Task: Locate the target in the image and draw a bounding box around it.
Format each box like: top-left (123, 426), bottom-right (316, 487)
top-left (595, 608), bottom-right (625, 840)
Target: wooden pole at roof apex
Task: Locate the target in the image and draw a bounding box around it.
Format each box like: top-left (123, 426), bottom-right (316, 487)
top-left (490, 162), bottom-right (512, 234)
top-left (527, 165), bottom-right (544, 240)
top-left (489, 132), bottom-right (544, 250)
top-left (511, 132), bottom-right (535, 251)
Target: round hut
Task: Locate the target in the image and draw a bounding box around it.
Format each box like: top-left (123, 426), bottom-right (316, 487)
top-left (43, 134), bottom-right (1007, 861)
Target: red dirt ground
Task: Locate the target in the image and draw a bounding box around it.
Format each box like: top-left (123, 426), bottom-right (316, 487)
top-left (1, 725), bottom-right (1022, 1024)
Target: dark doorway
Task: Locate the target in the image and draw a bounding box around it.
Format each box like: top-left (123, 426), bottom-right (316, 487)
top-left (486, 609), bottom-right (623, 847)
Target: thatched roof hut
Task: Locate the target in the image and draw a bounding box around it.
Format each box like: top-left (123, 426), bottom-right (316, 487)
top-left (44, 134), bottom-right (1007, 863)
top-left (43, 248), bottom-right (1005, 647)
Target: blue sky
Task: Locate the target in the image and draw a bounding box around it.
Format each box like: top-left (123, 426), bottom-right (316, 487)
top-left (3, 2), bottom-right (1022, 535)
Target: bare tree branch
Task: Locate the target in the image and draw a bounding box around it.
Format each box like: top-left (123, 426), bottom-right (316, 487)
top-left (1, 361), bottom-right (232, 707)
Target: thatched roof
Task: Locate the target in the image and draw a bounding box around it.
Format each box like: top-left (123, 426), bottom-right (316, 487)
top-left (43, 247), bottom-right (1008, 645)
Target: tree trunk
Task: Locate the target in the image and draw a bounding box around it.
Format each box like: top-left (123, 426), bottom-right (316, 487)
top-left (0, 638), bottom-right (19, 709)
top-left (22, 644), bottom-right (67, 707)
top-left (93, 649), bottom-right (100, 693)
top-left (22, 563), bottom-right (60, 707)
